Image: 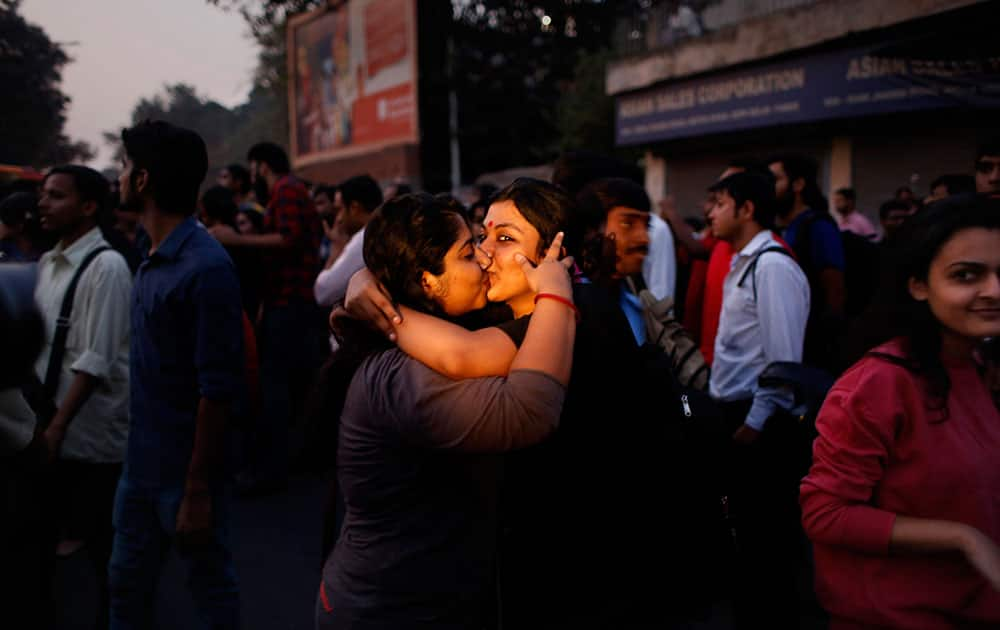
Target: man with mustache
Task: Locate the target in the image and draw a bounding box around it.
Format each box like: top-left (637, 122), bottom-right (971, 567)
top-left (574, 177), bottom-right (654, 344)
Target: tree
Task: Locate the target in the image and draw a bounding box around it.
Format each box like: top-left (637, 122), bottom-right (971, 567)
top-left (205, 0), bottom-right (641, 185)
top-left (0, 0), bottom-right (94, 166)
top-left (449, 1), bottom-right (627, 179)
top-left (106, 81), bottom-right (290, 181)
top-left (104, 84), bottom-right (238, 170)
top-left (207, 0), bottom-right (322, 142)
top-left (553, 48), bottom-right (617, 156)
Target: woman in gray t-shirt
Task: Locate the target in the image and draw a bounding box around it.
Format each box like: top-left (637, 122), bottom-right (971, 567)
top-left (317, 193), bottom-right (577, 629)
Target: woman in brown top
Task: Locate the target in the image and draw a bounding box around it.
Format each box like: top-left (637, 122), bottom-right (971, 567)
top-left (316, 193), bottom-right (577, 629)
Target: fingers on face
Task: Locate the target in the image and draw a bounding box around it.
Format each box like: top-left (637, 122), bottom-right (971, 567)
top-left (514, 252), bottom-right (536, 273)
top-left (544, 231), bottom-right (564, 261)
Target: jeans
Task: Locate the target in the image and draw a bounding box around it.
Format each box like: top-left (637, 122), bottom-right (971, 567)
top-left (253, 300), bottom-right (326, 485)
top-left (108, 477), bottom-right (240, 629)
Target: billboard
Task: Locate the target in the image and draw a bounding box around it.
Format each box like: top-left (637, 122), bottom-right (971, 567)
top-left (616, 42), bottom-right (1000, 146)
top-left (287, 0), bottom-right (418, 166)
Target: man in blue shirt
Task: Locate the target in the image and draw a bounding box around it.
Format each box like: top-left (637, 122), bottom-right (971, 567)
top-left (769, 154), bottom-right (846, 372)
top-left (108, 120), bottom-right (244, 629)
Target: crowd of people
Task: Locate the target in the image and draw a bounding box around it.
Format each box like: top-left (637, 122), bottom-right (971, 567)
top-left (1, 118), bottom-right (999, 630)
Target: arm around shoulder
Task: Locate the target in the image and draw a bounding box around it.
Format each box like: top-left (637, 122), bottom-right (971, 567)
top-left (393, 307), bottom-right (518, 378)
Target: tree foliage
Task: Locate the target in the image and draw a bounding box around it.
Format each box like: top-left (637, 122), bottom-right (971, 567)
top-left (201, 0), bottom-right (639, 184)
top-left (553, 47), bottom-right (617, 155)
top-left (103, 83), bottom-right (285, 175)
top-left (0, 0), bottom-right (94, 166)
top-left (449, 1), bottom-right (625, 177)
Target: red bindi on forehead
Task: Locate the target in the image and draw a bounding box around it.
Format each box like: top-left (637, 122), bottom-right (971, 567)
top-left (487, 220), bottom-right (494, 228)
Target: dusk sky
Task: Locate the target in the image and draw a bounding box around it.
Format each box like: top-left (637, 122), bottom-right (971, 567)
top-left (21, 0), bottom-right (259, 170)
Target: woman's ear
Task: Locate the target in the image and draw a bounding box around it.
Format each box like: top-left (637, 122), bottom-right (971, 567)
top-left (420, 270), bottom-right (439, 299)
top-left (908, 276), bottom-right (929, 302)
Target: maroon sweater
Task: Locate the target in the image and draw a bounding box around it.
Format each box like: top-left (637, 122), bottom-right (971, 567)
top-left (801, 339), bottom-right (1000, 629)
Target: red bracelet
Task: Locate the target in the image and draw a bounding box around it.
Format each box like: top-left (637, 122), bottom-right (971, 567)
top-left (534, 292), bottom-right (580, 322)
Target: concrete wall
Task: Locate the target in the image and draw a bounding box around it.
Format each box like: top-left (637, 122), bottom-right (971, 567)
top-left (607, 0), bottom-right (984, 96)
top-left (653, 136), bottom-right (831, 222)
top-left (648, 114), bottom-right (985, 228)
top-left (852, 124), bottom-right (981, 214)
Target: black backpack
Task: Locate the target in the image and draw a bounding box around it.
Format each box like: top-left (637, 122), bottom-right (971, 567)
top-left (790, 211), bottom-right (879, 372)
top-left (793, 211), bottom-right (880, 315)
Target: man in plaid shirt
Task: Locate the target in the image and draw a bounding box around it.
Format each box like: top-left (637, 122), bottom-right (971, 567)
top-left (209, 142), bottom-right (326, 494)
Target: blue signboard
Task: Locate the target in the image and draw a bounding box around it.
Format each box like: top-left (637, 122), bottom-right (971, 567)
top-left (615, 43), bottom-right (1000, 146)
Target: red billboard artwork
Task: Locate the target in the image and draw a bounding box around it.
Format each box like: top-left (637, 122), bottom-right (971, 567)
top-left (364, 0), bottom-right (408, 78)
top-left (288, 0), bottom-right (418, 165)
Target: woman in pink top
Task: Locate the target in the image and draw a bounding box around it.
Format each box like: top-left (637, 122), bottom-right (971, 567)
top-left (801, 194), bottom-right (1000, 629)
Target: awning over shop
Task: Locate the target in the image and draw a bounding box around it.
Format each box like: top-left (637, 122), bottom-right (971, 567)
top-left (615, 33), bottom-right (1000, 146)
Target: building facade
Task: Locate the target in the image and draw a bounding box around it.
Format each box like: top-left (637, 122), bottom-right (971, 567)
top-left (608, 0), bottom-right (1000, 221)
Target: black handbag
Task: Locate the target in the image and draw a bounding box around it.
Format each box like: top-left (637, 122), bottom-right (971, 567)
top-left (757, 360), bottom-right (836, 426)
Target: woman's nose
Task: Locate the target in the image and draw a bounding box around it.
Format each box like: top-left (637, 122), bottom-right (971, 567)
top-left (476, 245), bottom-right (493, 270)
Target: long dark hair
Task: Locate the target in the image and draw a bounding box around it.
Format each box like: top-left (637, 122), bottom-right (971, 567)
top-left (845, 193), bottom-right (1000, 417)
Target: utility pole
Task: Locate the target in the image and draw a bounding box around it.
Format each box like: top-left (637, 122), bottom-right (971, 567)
top-left (447, 36), bottom-right (461, 193)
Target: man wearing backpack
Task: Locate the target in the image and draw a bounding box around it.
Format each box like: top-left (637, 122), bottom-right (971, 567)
top-left (769, 154), bottom-right (846, 373)
top-left (707, 171), bottom-right (811, 629)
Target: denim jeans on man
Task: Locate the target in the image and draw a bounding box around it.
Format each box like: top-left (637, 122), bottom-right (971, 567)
top-left (109, 479), bottom-right (239, 629)
top-left (109, 217), bottom-right (244, 628)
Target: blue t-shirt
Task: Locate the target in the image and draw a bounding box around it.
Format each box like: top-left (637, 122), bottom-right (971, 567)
top-left (783, 209), bottom-right (845, 273)
top-left (127, 217), bottom-right (245, 488)
top-left (619, 285), bottom-right (647, 346)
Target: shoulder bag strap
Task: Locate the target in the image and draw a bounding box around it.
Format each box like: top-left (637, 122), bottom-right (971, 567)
top-left (736, 245), bottom-right (793, 301)
top-left (42, 246), bottom-right (112, 401)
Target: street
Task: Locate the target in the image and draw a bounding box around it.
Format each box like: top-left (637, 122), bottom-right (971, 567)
top-left (54, 472), bottom-right (329, 630)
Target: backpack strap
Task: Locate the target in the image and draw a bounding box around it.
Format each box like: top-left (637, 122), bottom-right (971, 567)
top-left (42, 246), bottom-right (112, 402)
top-left (736, 245), bottom-right (793, 302)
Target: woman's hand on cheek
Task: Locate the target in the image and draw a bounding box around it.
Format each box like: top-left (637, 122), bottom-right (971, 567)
top-left (518, 231), bottom-right (574, 299)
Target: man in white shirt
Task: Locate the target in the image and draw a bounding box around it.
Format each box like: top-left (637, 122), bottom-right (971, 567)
top-left (34, 165), bottom-right (132, 627)
top-left (643, 212), bottom-right (676, 301)
top-left (314, 174), bottom-right (383, 307)
top-left (708, 172), bottom-right (810, 440)
top-left (706, 170), bottom-right (810, 629)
